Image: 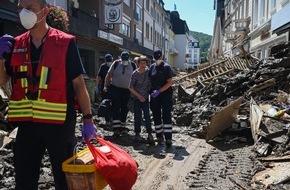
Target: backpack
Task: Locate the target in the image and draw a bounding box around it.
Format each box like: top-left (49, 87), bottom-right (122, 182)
top-left (98, 99), bottom-right (111, 118)
top-left (113, 60), bottom-right (137, 71)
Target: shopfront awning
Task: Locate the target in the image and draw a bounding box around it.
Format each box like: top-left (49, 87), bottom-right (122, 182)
top-left (271, 3), bottom-right (290, 35)
top-left (130, 51), bottom-right (143, 57)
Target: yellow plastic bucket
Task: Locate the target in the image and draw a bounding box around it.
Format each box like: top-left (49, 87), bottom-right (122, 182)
top-left (62, 148), bottom-right (108, 190)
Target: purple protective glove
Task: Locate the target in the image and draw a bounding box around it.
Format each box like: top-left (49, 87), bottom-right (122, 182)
top-left (0, 34), bottom-right (14, 59)
top-left (151, 89), bottom-right (161, 98)
top-left (82, 122), bottom-right (96, 141)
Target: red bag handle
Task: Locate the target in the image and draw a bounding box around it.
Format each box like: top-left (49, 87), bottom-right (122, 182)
top-left (85, 138), bottom-right (110, 163)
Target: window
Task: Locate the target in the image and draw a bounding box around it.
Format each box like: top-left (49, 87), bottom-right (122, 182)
top-left (157, 13), bottom-right (160, 23)
top-left (253, 0), bottom-right (258, 24)
top-left (150, 6), bottom-right (155, 18)
top-left (136, 2), bottom-right (142, 21)
top-left (260, 0), bottom-right (265, 20)
top-left (145, 22), bottom-right (149, 39)
top-left (135, 28), bottom-right (142, 44)
top-left (245, 0), bottom-right (249, 17)
top-left (268, 46), bottom-right (272, 57)
top-left (124, 0), bottom-right (130, 7)
top-left (150, 27), bottom-right (153, 41)
top-left (146, 0), bottom-right (149, 11)
top-left (257, 50), bottom-right (262, 59)
top-left (270, 0), bottom-right (276, 10)
top-left (119, 17), bottom-right (130, 37)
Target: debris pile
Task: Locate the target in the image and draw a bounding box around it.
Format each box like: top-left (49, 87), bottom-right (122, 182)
top-left (173, 42), bottom-right (290, 189)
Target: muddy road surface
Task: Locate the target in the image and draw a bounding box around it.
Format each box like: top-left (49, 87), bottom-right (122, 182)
top-left (1, 113), bottom-right (255, 190)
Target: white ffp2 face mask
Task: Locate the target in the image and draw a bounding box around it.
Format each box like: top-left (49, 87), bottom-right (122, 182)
top-left (19, 8), bottom-right (44, 30)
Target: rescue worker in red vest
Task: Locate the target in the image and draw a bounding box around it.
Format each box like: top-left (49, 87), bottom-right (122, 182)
top-left (149, 50), bottom-right (173, 147)
top-left (0, 0), bottom-right (96, 189)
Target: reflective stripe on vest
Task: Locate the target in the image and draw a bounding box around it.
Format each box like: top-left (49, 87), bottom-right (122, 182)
top-left (20, 65), bottom-right (28, 88)
top-left (8, 100), bottom-right (67, 122)
top-left (39, 66), bottom-right (49, 89)
top-left (8, 100), bottom-right (32, 118)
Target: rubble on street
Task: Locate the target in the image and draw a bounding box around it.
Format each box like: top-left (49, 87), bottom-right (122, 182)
top-left (172, 42), bottom-right (290, 189)
top-left (0, 43), bottom-right (290, 189)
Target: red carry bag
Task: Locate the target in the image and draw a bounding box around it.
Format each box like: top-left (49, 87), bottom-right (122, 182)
top-left (86, 137), bottom-right (138, 190)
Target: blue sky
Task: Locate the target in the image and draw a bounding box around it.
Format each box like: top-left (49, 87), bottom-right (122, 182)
top-left (163, 0), bottom-right (216, 35)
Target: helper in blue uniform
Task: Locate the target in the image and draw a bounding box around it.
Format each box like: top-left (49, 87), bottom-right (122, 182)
top-left (149, 50), bottom-right (173, 147)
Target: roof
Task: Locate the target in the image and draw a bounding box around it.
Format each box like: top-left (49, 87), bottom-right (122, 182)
top-left (169, 11), bottom-right (189, 34)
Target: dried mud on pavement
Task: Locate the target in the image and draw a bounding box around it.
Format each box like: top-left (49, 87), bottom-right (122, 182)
top-left (95, 115), bottom-right (256, 190)
top-left (0, 113), bottom-right (255, 190)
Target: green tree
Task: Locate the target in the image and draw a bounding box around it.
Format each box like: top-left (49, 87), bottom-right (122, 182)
top-left (190, 31), bottom-right (212, 63)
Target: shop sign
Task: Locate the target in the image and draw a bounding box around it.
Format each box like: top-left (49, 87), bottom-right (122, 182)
top-left (108, 33), bottom-right (123, 45)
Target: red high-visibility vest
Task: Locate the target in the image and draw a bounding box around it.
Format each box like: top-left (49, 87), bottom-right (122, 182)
top-left (8, 28), bottom-right (75, 124)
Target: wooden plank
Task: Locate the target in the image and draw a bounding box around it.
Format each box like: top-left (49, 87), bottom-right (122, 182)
top-left (206, 97), bottom-right (243, 141)
top-left (258, 155), bottom-right (290, 161)
top-left (248, 78), bottom-right (276, 95)
top-left (249, 98), bottom-right (263, 142)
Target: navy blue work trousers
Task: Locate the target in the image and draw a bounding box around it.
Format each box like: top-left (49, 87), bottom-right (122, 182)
top-left (14, 122), bottom-right (77, 190)
top-left (134, 99), bottom-right (152, 134)
top-left (150, 91), bottom-right (173, 139)
top-left (111, 85), bottom-right (130, 124)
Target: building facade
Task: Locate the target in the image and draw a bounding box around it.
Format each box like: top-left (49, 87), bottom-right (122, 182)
top-left (219, 0), bottom-right (290, 60)
top-left (0, 0), bottom-right (199, 80)
top-left (186, 36), bottom-right (201, 69)
top-left (164, 5), bottom-right (201, 70)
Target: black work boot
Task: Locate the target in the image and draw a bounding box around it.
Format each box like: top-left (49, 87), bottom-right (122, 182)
top-left (156, 133), bottom-right (164, 145)
top-left (165, 139), bottom-right (172, 147)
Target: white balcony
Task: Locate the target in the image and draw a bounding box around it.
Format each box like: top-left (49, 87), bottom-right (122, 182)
top-left (225, 30), bottom-right (237, 43)
top-left (234, 17), bottom-right (250, 35)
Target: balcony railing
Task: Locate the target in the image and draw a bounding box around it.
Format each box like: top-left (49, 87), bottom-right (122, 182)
top-left (69, 8), bottom-right (99, 39)
top-left (234, 17), bottom-right (250, 34)
top-left (225, 30), bottom-right (237, 43)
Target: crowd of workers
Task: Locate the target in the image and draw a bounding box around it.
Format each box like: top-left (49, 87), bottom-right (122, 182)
top-left (96, 50), bottom-right (174, 147)
top-left (0, 0), bottom-right (173, 189)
